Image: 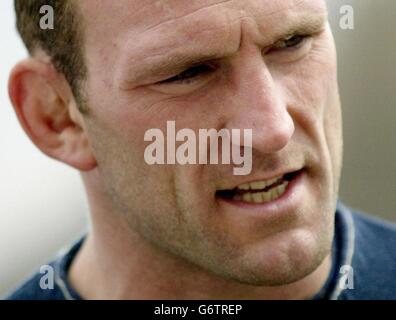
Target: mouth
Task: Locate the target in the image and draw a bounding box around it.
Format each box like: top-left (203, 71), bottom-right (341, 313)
top-left (216, 170), bottom-right (303, 204)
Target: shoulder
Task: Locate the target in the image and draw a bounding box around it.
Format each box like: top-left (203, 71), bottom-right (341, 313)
top-left (5, 263), bottom-right (68, 300)
top-left (5, 238), bottom-right (84, 300)
top-left (338, 204), bottom-right (396, 299)
top-left (351, 205), bottom-right (396, 255)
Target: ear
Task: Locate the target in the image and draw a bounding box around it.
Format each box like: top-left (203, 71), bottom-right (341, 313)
top-left (8, 58), bottom-right (97, 171)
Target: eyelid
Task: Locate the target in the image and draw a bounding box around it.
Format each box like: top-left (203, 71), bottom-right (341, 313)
top-left (263, 33), bottom-right (316, 64)
top-left (147, 63), bottom-right (219, 95)
top-left (270, 34), bottom-right (310, 52)
top-left (157, 63), bottom-right (217, 85)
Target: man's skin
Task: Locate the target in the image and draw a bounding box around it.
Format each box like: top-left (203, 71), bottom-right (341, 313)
top-left (9, 0), bottom-right (343, 299)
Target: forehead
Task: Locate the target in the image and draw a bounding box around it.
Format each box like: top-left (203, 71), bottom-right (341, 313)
top-left (79, 0), bottom-right (327, 42)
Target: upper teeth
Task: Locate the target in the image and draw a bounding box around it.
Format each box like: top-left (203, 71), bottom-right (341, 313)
top-left (237, 176), bottom-right (283, 191)
top-left (234, 181), bottom-right (289, 203)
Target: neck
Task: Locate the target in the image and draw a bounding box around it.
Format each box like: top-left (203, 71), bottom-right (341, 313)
top-left (69, 218), bottom-right (331, 300)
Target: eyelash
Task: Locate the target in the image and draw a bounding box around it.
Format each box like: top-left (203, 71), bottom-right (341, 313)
top-left (270, 34), bottom-right (310, 52)
top-left (159, 64), bottom-right (215, 85)
top-left (159, 34), bottom-right (310, 85)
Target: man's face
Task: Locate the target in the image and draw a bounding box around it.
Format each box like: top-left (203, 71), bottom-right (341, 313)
top-left (80, 0), bottom-right (342, 285)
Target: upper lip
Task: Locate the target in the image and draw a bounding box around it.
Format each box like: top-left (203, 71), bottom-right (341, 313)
top-left (218, 167), bottom-right (304, 191)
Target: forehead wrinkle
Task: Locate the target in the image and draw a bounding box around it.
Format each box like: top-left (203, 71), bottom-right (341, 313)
top-left (118, 0), bottom-right (327, 84)
top-left (129, 0), bottom-right (326, 53)
top-left (140, 0), bottom-right (235, 35)
top-left (139, 0), bottom-right (319, 36)
top-left (130, 24), bottom-right (237, 63)
top-left (120, 7), bottom-right (240, 83)
top-left (130, 0), bottom-right (326, 55)
top-left (131, 7), bottom-right (326, 64)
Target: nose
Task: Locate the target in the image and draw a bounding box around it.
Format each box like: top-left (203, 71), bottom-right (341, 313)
top-left (225, 61), bottom-right (295, 154)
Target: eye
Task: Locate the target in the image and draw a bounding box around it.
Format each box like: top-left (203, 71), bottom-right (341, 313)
top-left (159, 64), bottom-right (215, 85)
top-left (270, 34), bottom-right (310, 52)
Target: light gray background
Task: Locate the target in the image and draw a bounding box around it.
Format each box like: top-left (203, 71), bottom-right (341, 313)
top-left (0, 0), bottom-right (395, 297)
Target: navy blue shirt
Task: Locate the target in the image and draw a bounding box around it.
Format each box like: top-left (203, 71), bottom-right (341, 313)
top-left (5, 202), bottom-right (396, 300)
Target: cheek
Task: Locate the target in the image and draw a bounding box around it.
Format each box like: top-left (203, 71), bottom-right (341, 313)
top-left (277, 28), bottom-right (340, 137)
top-left (84, 73), bottom-right (220, 213)
top-left (87, 121), bottom-right (181, 223)
top-left (84, 92), bottom-right (176, 210)
top-left (276, 30), bottom-right (342, 191)
top-left (323, 85), bottom-right (343, 191)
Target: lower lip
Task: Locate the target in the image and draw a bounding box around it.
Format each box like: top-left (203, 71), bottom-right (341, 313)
top-left (217, 170), bottom-right (306, 219)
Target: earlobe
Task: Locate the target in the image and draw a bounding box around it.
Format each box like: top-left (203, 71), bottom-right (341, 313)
top-left (8, 58), bottom-right (97, 171)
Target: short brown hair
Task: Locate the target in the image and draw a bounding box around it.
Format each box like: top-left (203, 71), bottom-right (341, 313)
top-left (14, 0), bottom-right (87, 112)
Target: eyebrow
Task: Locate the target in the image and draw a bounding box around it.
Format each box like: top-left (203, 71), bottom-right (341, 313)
top-left (274, 13), bottom-right (327, 40)
top-left (124, 13), bottom-right (327, 85)
top-left (130, 52), bottom-right (225, 84)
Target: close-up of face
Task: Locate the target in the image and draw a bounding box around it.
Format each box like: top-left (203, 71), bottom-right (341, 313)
top-left (6, 0), bottom-right (396, 303)
top-left (72, 0), bottom-right (343, 287)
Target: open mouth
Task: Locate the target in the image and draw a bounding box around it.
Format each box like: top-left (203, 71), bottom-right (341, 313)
top-left (216, 170), bottom-right (302, 204)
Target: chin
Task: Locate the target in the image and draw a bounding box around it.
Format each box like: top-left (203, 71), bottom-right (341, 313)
top-left (216, 228), bottom-right (333, 287)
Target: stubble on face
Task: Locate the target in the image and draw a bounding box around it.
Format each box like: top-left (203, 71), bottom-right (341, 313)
top-left (79, 0), bottom-right (342, 288)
